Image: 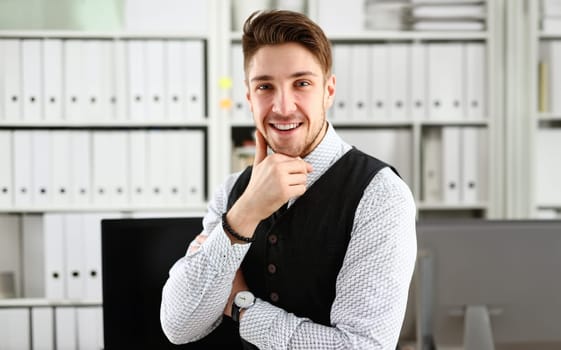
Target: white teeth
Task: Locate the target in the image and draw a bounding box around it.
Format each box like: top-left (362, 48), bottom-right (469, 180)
top-left (274, 123), bottom-right (299, 130)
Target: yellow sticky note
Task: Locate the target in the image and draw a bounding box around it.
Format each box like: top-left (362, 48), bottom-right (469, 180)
top-left (219, 77), bottom-right (233, 90)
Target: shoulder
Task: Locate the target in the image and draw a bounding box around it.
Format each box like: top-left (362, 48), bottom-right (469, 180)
top-left (355, 166), bottom-right (417, 226)
top-left (369, 167), bottom-right (414, 202)
top-left (352, 166), bottom-right (417, 261)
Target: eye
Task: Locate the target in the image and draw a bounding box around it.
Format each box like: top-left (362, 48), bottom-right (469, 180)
top-left (256, 83), bottom-right (271, 91)
top-left (296, 80), bottom-right (311, 87)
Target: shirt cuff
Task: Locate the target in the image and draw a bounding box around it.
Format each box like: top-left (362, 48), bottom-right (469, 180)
top-left (240, 299), bottom-right (299, 349)
top-left (204, 222), bottom-right (251, 275)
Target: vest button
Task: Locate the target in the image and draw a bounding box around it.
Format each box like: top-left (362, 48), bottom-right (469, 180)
top-left (268, 234), bottom-right (278, 245)
top-left (270, 292), bottom-right (279, 303)
top-left (267, 263), bottom-right (277, 274)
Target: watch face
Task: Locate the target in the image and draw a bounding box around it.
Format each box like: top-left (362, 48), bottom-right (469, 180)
top-left (234, 291), bottom-right (255, 308)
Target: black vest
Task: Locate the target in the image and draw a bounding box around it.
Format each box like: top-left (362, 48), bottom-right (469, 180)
top-left (190, 148), bottom-right (396, 349)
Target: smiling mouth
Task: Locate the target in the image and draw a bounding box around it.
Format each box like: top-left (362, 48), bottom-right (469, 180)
top-left (271, 123), bottom-right (301, 131)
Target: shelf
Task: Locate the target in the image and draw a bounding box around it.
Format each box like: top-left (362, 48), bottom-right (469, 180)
top-left (230, 30), bottom-right (489, 42)
top-left (229, 120), bottom-right (256, 128)
top-left (540, 32), bottom-right (561, 39)
top-left (0, 298), bottom-right (102, 308)
top-left (331, 120), bottom-right (414, 127)
top-left (536, 204), bottom-right (561, 210)
top-left (232, 119), bottom-right (415, 128)
top-left (419, 119), bottom-right (489, 126)
top-left (537, 114), bottom-right (561, 128)
top-left (0, 30), bottom-right (209, 39)
top-left (0, 204), bottom-right (208, 214)
top-left (417, 201), bottom-right (488, 211)
top-left (536, 113), bottom-right (561, 120)
top-left (230, 119), bottom-right (488, 128)
top-left (0, 120), bottom-right (209, 128)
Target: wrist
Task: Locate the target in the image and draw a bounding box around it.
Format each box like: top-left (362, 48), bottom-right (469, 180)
top-left (238, 309), bottom-right (247, 321)
top-left (231, 290), bottom-right (255, 322)
top-left (223, 205), bottom-right (261, 243)
top-left (222, 212), bottom-right (255, 243)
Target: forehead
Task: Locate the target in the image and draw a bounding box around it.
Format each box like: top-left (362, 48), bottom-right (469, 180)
top-left (247, 42), bottom-right (323, 79)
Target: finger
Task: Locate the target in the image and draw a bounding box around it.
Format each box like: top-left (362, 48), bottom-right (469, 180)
top-left (286, 173), bottom-right (308, 186)
top-left (286, 183), bottom-right (308, 198)
top-left (253, 129), bottom-right (268, 167)
top-left (299, 160), bottom-right (313, 174)
top-left (305, 162), bottom-right (313, 174)
top-left (290, 157), bottom-right (312, 175)
top-left (283, 158), bottom-right (313, 175)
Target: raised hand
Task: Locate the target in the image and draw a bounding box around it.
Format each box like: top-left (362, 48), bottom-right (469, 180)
top-left (244, 129), bottom-right (313, 219)
top-left (224, 129), bottom-right (312, 242)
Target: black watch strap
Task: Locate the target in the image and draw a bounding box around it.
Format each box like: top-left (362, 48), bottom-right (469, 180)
top-left (231, 303), bottom-right (242, 322)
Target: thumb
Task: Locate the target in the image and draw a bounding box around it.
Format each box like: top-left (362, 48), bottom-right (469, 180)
top-left (253, 129), bottom-right (267, 166)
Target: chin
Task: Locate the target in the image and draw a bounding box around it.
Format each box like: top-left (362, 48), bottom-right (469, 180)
top-left (273, 147), bottom-right (300, 157)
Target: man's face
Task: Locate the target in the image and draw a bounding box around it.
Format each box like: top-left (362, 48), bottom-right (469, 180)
top-left (245, 42), bottom-right (335, 157)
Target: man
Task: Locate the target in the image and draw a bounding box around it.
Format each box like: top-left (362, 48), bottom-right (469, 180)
top-left (161, 9), bottom-right (417, 349)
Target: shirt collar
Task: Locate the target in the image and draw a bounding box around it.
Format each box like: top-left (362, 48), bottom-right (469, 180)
top-left (302, 122), bottom-right (352, 190)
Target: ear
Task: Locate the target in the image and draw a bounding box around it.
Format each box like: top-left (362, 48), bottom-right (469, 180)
top-left (245, 79), bottom-right (253, 113)
top-left (324, 74), bottom-right (336, 109)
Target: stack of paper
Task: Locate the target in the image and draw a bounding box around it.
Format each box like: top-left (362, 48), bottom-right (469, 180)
top-left (408, 0), bottom-right (486, 31)
top-left (364, 0), bottom-right (411, 30)
top-left (542, 0), bottom-right (561, 34)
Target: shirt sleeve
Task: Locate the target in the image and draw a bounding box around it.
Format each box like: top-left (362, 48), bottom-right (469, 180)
top-left (160, 172), bottom-right (251, 344)
top-left (239, 167), bottom-right (418, 349)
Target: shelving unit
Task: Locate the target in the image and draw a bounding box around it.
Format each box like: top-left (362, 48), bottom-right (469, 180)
top-left (523, 0), bottom-right (561, 219)
top-left (222, 0), bottom-right (504, 220)
top-left (6, 0), bottom-right (558, 348)
top-left (0, 1), bottom-right (221, 348)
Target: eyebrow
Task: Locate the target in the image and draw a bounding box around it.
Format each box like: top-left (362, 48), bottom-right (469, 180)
top-left (249, 71), bottom-right (318, 83)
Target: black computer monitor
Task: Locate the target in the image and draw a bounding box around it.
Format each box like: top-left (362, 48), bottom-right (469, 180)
top-left (101, 216), bottom-right (243, 349)
top-left (415, 219), bottom-right (561, 350)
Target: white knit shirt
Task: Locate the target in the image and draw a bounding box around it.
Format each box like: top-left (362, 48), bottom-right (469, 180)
top-left (160, 123), bottom-right (418, 349)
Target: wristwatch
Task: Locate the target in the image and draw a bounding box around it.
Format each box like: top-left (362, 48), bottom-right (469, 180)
top-left (231, 290), bottom-right (255, 322)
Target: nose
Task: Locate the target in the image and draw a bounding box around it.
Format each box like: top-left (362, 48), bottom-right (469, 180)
top-left (271, 87), bottom-right (297, 116)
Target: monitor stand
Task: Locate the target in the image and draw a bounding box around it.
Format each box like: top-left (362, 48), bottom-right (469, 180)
top-left (464, 305), bottom-right (495, 350)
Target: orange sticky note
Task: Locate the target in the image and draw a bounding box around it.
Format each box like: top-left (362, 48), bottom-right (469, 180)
top-left (220, 98), bottom-right (233, 110)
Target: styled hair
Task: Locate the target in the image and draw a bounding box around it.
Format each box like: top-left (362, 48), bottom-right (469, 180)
top-left (241, 10), bottom-right (332, 78)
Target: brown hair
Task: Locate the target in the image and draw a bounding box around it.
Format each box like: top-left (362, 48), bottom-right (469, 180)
top-left (241, 10), bottom-right (332, 78)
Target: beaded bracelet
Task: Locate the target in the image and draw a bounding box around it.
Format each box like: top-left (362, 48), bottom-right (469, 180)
top-left (222, 212), bottom-right (255, 243)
